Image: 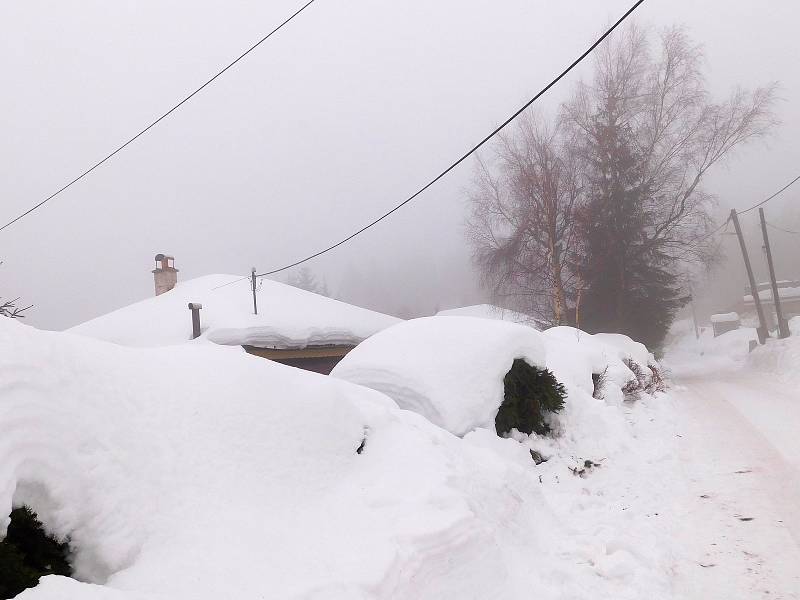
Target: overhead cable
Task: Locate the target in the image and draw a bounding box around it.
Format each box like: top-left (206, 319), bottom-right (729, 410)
top-left (0, 0), bottom-right (318, 233)
top-left (255, 0), bottom-right (648, 277)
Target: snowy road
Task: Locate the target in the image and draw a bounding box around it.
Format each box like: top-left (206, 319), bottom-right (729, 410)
top-left (668, 371), bottom-right (800, 599)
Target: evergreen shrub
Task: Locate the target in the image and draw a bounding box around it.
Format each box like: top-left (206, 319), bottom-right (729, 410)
top-left (592, 368), bottom-right (608, 400)
top-left (495, 359), bottom-right (566, 436)
top-left (0, 507), bottom-right (71, 599)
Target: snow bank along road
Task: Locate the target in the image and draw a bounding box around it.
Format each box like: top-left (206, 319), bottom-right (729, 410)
top-left (667, 366), bottom-right (800, 599)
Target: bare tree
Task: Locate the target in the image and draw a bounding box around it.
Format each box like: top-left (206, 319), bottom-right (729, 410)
top-left (469, 23), bottom-right (777, 344)
top-left (469, 113), bottom-right (582, 324)
top-left (564, 24), bottom-right (777, 267)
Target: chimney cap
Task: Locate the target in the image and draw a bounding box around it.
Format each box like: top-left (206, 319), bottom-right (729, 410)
top-left (154, 253), bottom-right (178, 273)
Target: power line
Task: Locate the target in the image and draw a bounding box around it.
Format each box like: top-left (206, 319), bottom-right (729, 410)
top-left (767, 222), bottom-right (800, 235)
top-left (255, 0), bottom-right (647, 277)
top-left (0, 0), bottom-right (318, 234)
top-left (212, 275), bottom-right (250, 290)
top-left (700, 217), bottom-right (732, 244)
top-left (698, 173), bottom-right (800, 243)
top-left (736, 173), bottom-right (800, 215)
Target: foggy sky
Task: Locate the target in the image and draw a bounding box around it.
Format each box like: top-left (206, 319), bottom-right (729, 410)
top-left (1, 0), bottom-right (798, 330)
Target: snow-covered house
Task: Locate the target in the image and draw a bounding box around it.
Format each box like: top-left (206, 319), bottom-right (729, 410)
top-left (68, 256), bottom-right (401, 374)
top-left (734, 280), bottom-right (800, 330)
top-left (710, 312), bottom-right (740, 337)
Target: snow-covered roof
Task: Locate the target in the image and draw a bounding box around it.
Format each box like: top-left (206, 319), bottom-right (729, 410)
top-left (331, 316), bottom-right (546, 436)
top-left (68, 274), bottom-right (401, 349)
top-left (743, 286), bottom-right (800, 303)
top-left (436, 304), bottom-right (537, 327)
top-left (711, 312), bottom-right (740, 324)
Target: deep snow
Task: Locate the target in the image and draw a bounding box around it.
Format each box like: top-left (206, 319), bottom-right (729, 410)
top-left (1, 316), bottom-right (685, 599)
top-left (331, 316), bottom-right (548, 436)
top-left (332, 318), bottom-right (655, 438)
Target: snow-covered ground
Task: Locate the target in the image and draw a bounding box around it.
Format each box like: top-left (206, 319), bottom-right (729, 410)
top-left (5, 313), bottom-right (800, 599)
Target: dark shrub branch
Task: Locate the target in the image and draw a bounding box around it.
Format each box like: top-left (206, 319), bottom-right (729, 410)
top-left (496, 359), bottom-right (566, 436)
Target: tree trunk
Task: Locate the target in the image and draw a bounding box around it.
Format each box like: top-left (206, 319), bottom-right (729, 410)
top-left (550, 240), bottom-right (566, 325)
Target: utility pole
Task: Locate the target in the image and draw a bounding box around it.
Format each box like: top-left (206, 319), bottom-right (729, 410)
top-left (251, 267), bottom-right (258, 315)
top-left (730, 209), bottom-right (769, 344)
top-left (686, 274), bottom-right (700, 340)
top-left (759, 208), bottom-right (790, 338)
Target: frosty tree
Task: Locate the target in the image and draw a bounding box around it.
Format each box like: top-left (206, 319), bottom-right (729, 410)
top-left (286, 266), bottom-right (329, 296)
top-left (469, 23), bottom-right (777, 348)
top-left (469, 113), bottom-right (582, 326)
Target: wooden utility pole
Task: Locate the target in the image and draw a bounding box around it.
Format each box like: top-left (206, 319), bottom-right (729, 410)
top-left (730, 209), bottom-right (769, 344)
top-left (759, 208), bottom-right (790, 338)
top-left (686, 274), bottom-right (700, 340)
top-left (251, 267), bottom-right (258, 315)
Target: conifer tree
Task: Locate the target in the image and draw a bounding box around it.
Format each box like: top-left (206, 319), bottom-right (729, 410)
top-left (572, 103), bottom-right (686, 348)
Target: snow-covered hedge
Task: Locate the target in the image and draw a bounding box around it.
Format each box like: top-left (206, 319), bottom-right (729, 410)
top-left (331, 316), bottom-right (552, 436)
top-left (496, 359), bottom-right (566, 435)
top-left (332, 318), bottom-right (663, 439)
top-left (0, 507), bottom-right (71, 599)
top-left (541, 327), bottom-right (660, 403)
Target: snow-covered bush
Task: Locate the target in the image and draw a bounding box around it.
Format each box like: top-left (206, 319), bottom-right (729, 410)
top-left (0, 507), bottom-right (71, 599)
top-left (331, 316), bottom-right (550, 436)
top-left (591, 368), bottom-right (608, 400)
top-left (645, 364), bottom-right (666, 394)
top-left (621, 358), bottom-right (647, 400)
top-left (496, 360), bottom-right (565, 436)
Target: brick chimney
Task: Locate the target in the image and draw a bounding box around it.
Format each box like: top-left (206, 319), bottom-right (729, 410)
top-left (153, 253), bottom-right (178, 296)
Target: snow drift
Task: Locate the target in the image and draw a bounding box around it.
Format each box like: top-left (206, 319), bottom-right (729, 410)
top-left (742, 316), bottom-right (800, 387)
top-left (331, 316), bottom-right (548, 436)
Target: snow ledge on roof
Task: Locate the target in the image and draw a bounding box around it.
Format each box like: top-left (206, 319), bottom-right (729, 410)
top-left (68, 274), bottom-right (401, 350)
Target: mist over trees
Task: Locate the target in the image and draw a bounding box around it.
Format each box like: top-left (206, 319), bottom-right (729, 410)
top-left (469, 23), bottom-right (777, 348)
top-left (286, 266), bottom-right (330, 297)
